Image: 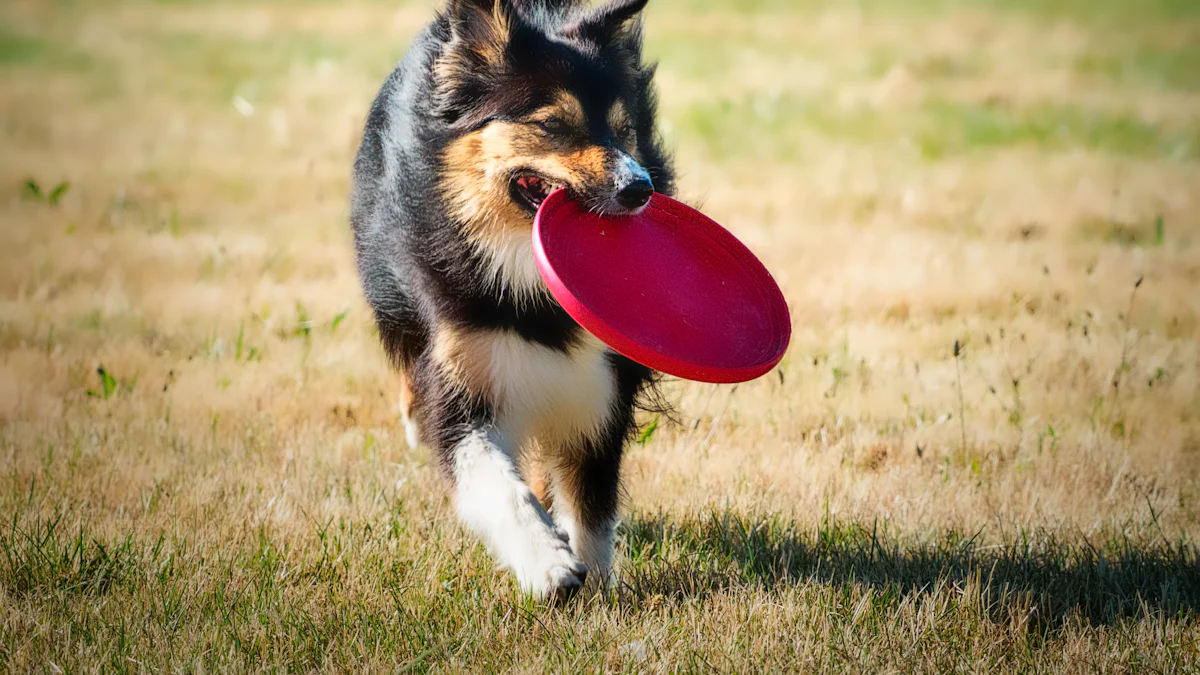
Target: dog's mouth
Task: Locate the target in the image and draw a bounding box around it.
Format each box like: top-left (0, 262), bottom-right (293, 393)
top-left (509, 173), bottom-right (564, 214)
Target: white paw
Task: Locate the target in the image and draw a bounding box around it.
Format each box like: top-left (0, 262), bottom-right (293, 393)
top-left (404, 420), bottom-right (419, 449)
top-left (519, 542), bottom-right (589, 602)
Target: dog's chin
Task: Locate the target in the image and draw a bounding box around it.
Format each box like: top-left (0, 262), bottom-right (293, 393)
top-left (509, 173), bottom-right (564, 217)
top-left (602, 201), bottom-right (649, 217)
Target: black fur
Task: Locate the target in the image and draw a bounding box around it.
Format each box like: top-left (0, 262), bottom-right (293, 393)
top-left (350, 0), bottom-right (675, 592)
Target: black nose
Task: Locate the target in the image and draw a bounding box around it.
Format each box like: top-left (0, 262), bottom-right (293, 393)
top-left (615, 179), bottom-right (654, 211)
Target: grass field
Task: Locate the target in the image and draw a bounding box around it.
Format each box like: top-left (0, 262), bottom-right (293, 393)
top-left (3, 0), bottom-right (1200, 671)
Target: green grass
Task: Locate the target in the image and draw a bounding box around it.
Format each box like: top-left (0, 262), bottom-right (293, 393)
top-left (625, 510), bottom-right (1200, 625)
top-left (674, 93), bottom-right (1199, 162)
top-left (1075, 46), bottom-right (1200, 93)
top-left (4, 503), bottom-right (1197, 672)
top-left (654, 0), bottom-right (1200, 20)
top-left (916, 100), bottom-right (1199, 160)
top-left (0, 31), bottom-right (46, 65)
top-left (153, 32), bottom-right (352, 103)
top-left (0, 29), bottom-right (93, 70)
top-left (3, 0), bottom-right (1200, 671)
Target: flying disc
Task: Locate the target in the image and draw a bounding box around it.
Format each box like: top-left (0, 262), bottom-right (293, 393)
top-left (533, 190), bottom-right (790, 383)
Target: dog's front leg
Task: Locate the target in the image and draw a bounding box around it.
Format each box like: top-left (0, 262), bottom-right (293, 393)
top-left (450, 427), bottom-right (588, 601)
top-left (545, 425), bottom-right (626, 592)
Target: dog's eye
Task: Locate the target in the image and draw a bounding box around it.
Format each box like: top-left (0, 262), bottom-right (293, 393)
top-left (536, 117), bottom-right (569, 135)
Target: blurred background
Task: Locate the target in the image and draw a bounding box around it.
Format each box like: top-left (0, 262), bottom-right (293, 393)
top-left (2, 0), bottom-right (1198, 670)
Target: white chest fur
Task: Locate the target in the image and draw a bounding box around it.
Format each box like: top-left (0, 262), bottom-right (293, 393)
top-left (488, 331), bottom-right (616, 445)
top-left (432, 327), bottom-right (616, 447)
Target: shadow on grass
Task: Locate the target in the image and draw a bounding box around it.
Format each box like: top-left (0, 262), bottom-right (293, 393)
top-left (621, 509), bottom-right (1199, 627)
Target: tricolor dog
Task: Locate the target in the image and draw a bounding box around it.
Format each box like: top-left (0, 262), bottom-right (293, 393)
top-left (350, 0), bottom-right (674, 601)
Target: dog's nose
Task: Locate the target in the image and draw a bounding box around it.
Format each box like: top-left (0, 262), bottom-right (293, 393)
top-left (615, 179), bottom-right (654, 211)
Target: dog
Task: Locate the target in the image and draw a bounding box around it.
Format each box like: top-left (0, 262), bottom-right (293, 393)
top-left (350, 0), bottom-right (675, 600)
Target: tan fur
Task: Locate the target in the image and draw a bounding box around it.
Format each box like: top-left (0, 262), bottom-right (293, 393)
top-left (527, 457), bottom-right (554, 509)
top-left (430, 322), bottom-right (616, 444)
top-left (398, 369), bottom-right (416, 421)
top-left (429, 323), bottom-right (490, 397)
top-left (481, 0), bottom-right (512, 63)
top-left (565, 146), bottom-right (611, 179)
top-left (438, 90), bottom-right (632, 255)
top-left (432, 52), bottom-right (463, 93)
top-left (440, 120), bottom-right (616, 238)
top-left (397, 369), bottom-right (421, 448)
top-left (441, 126), bottom-right (530, 243)
top-left (439, 110), bottom-right (627, 302)
top-left (536, 91), bottom-right (587, 128)
top-left (608, 99), bottom-right (633, 145)
top-left (433, 0), bottom-right (511, 96)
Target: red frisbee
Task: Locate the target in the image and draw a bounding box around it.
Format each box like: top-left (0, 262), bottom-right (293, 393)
top-left (533, 190), bottom-right (790, 383)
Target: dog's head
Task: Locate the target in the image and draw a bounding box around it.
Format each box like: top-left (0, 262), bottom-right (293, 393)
top-left (436, 0), bottom-right (667, 245)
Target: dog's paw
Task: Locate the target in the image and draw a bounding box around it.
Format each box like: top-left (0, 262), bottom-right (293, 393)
top-left (520, 545), bottom-right (589, 603)
top-left (543, 558), bottom-right (589, 603)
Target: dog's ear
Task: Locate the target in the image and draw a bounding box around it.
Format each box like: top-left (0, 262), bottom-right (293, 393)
top-left (560, 0), bottom-right (649, 46)
top-left (436, 0), bottom-right (517, 125)
top-left (444, 0), bottom-right (515, 66)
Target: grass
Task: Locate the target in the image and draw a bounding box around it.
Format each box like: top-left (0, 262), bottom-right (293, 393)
top-left (2, 0), bottom-right (1200, 671)
top-left (678, 95), bottom-right (1200, 162)
top-left (0, 31), bottom-right (46, 65)
top-left (3, 503), bottom-right (1197, 671)
top-left (1074, 46), bottom-right (1200, 93)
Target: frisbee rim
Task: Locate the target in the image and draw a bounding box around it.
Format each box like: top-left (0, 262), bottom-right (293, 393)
top-left (532, 190), bottom-right (791, 384)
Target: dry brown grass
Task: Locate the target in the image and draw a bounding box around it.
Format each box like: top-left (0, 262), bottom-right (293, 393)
top-left (2, 0), bottom-right (1199, 671)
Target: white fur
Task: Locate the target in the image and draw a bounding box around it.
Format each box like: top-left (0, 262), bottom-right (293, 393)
top-left (398, 397), bottom-right (419, 449)
top-left (403, 417), bottom-right (420, 449)
top-left (444, 331), bottom-right (617, 597)
top-left (452, 429), bottom-right (588, 598)
top-left (403, 275), bottom-right (616, 452)
top-left (478, 230), bottom-right (548, 309)
top-left (480, 329), bottom-right (616, 445)
top-left (551, 491), bottom-right (617, 589)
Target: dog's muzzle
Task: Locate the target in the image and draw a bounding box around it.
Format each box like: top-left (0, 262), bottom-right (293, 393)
top-left (612, 153), bottom-right (654, 213)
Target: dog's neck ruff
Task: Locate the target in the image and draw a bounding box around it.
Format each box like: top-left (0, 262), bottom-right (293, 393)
top-left (474, 228), bottom-right (552, 309)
